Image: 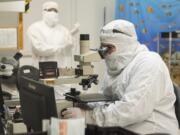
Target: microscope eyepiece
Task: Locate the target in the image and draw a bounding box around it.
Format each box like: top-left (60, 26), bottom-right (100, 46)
top-left (0, 64), bottom-right (6, 70)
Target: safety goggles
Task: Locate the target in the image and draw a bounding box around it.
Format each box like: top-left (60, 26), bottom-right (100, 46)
top-left (91, 43), bottom-right (115, 59)
top-left (44, 8), bottom-right (58, 13)
top-left (91, 47), bottom-right (108, 59)
top-left (101, 29), bottom-right (132, 37)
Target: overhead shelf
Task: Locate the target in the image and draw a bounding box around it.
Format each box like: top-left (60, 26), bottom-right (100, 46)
top-left (0, 0), bottom-right (29, 12)
top-left (0, 0), bottom-right (32, 51)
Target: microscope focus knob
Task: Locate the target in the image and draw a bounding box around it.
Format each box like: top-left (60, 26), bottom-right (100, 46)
top-left (0, 65), bottom-right (6, 70)
top-left (70, 88), bottom-right (80, 96)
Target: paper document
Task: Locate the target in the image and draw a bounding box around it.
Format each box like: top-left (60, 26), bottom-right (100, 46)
top-left (50, 117), bottom-right (85, 135)
top-left (0, 28), bottom-right (17, 48)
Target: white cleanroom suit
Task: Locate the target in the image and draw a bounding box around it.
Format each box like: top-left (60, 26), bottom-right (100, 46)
top-left (87, 20), bottom-right (179, 135)
top-left (27, 1), bottom-right (73, 68)
top-left (63, 20), bottom-right (179, 135)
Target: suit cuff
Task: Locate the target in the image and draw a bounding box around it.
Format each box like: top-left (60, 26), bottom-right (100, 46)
top-left (85, 110), bottom-right (96, 125)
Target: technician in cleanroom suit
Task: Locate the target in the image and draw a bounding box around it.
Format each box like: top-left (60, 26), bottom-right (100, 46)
top-left (62, 20), bottom-right (179, 135)
top-left (27, 1), bottom-right (73, 68)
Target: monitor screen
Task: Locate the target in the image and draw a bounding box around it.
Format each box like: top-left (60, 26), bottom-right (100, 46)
top-left (18, 76), bottom-right (57, 132)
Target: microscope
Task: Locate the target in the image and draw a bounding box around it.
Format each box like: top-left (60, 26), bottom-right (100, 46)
top-left (0, 52), bottom-right (23, 98)
top-left (42, 34), bottom-right (101, 90)
top-left (0, 52), bottom-right (23, 134)
top-left (41, 34), bottom-right (115, 104)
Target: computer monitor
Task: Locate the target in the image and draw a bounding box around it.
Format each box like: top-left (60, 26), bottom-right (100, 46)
top-left (18, 76), bottom-right (57, 132)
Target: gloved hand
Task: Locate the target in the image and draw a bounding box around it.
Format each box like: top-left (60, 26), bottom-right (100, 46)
top-left (61, 107), bottom-right (85, 119)
top-left (71, 22), bottom-right (80, 35)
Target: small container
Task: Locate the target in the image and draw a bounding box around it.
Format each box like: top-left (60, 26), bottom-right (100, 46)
top-left (80, 34), bottom-right (90, 54)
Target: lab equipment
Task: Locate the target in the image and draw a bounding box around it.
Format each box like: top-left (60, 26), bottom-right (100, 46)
top-left (0, 52), bottom-right (23, 77)
top-left (90, 47), bottom-right (108, 59)
top-left (1, 52), bottom-right (22, 68)
top-left (39, 61), bottom-right (59, 79)
top-left (0, 63), bottom-right (13, 77)
top-left (64, 88), bottom-right (118, 104)
top-left (42, 34), bottom-right (101, 90)
top-left (18, 76), bottom-right (57, 132)
top-left (17, 65), bottom-right (39, 84)
top-left (0, 52), bottom-right (23, 102)
top-left (74, 34), bottom-right (101, 76)
top-left (0, 52), bottom-right (23, 134)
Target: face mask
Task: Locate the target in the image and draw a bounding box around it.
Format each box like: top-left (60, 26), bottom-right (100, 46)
top-left (43, 11), bottom-right (59, 27)
top-left (105, 51), bottom-right (128, 76)
top-left (105, 53), bottom-right (119, 71)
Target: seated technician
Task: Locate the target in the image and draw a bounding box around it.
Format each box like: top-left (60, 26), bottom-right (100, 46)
top-left (62, 19), bottom-right (179, 135)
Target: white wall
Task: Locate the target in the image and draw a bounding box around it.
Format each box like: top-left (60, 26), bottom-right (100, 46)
top-left (21, 0), bottom-right (115, 91)
top-left (23, 0), bottom-right (115, 52)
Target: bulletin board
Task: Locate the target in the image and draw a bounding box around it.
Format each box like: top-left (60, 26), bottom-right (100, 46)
top-left (0, 12), bottom-right (23, 53)
top-left (0, 27), bottom-right (18, 51)
top-left (0, 0), bottom-right (26, 53)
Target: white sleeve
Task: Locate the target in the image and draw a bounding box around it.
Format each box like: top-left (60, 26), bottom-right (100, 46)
top-left (62, 27), bottom-right (73, 48)
top-left (66, 30), bottom-right (73, 47)
top-left (88, 58), bottom-right (166, 127)
top-left (27, 26), bottom-right (60, 57)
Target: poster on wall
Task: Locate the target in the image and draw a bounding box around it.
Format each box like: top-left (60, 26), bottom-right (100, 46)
top-left (115, 0), bottom-right (180, 53)
top-left (0, 27), bottom-right (18, 50)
